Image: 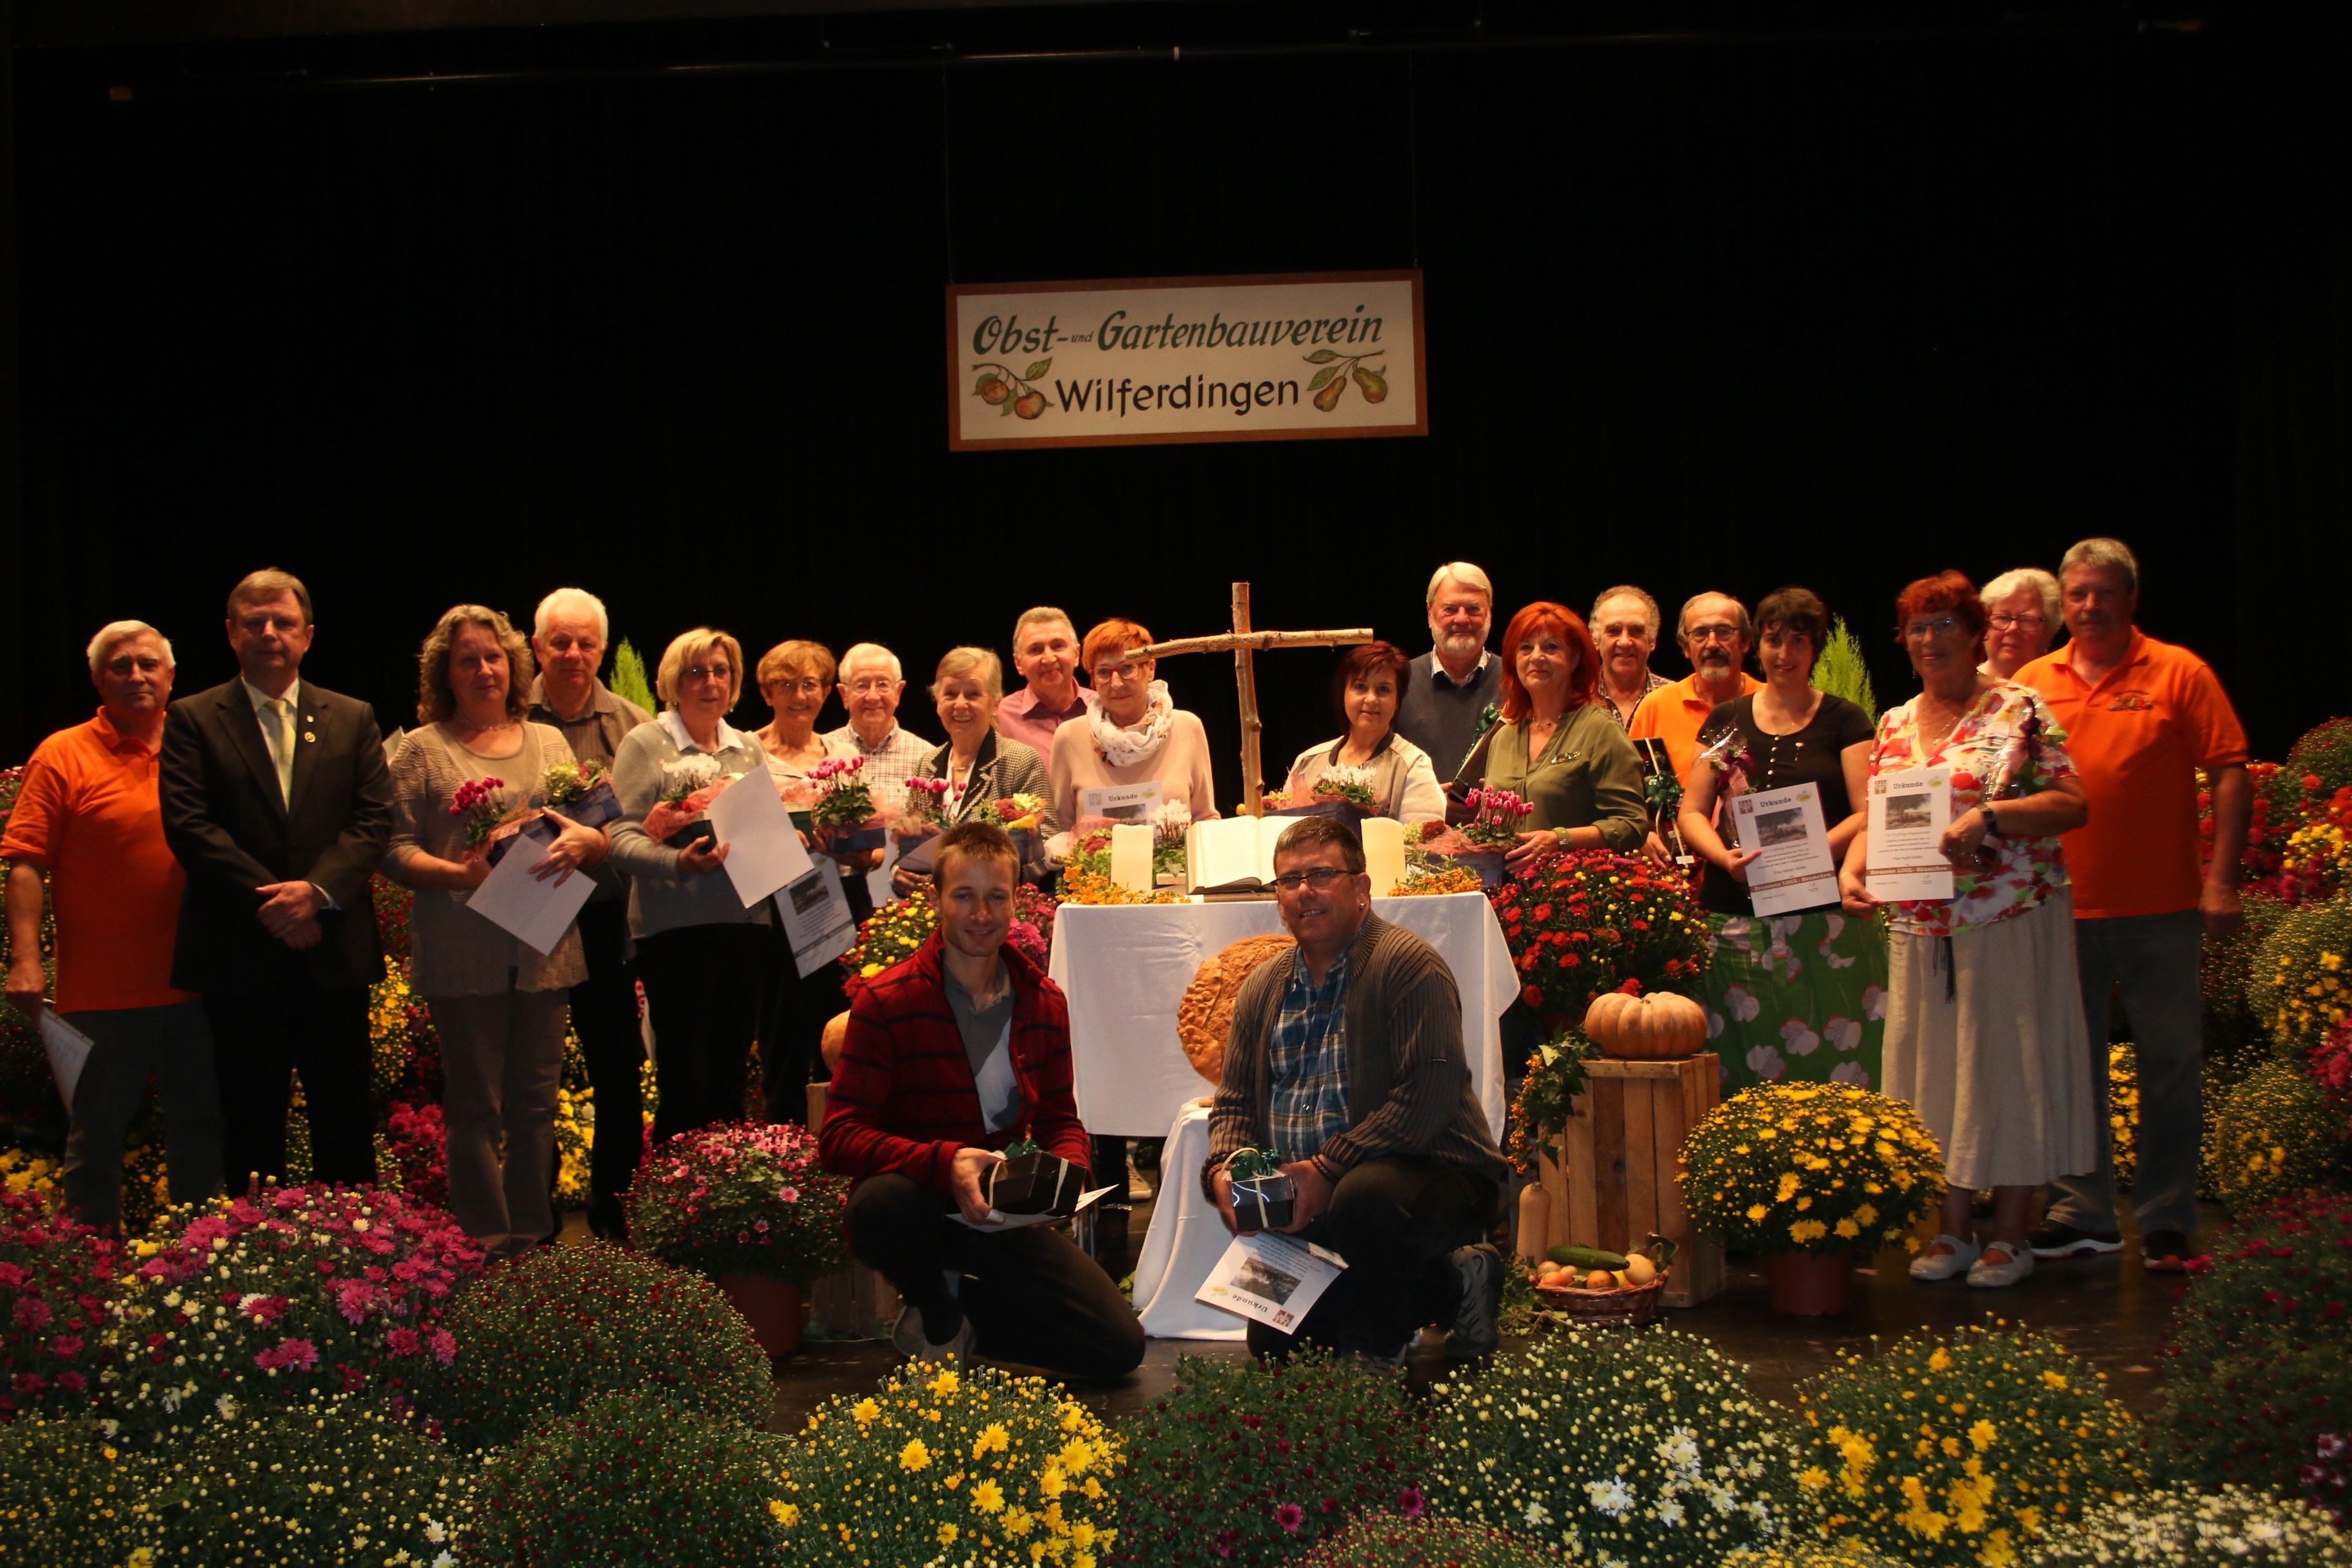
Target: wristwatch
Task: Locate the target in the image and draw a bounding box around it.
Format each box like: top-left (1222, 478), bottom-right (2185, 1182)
top-left (1978, 801), bottom-right (2000, 838)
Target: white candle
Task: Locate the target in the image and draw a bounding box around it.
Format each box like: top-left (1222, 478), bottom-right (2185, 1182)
top-left (1110, 823), bottom-right (1154, 893)
top-left (1362, 816), bottom-right (1407, 896)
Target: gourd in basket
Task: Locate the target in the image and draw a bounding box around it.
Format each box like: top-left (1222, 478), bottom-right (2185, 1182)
top-left (1582, 988), bottom-right (1707, 1061)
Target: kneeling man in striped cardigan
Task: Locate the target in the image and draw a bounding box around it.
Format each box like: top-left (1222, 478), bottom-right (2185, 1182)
top-left (1204, 814), bottom-right (1510, 1363)
top-left (819, 820), bottom-right (1145, 1378)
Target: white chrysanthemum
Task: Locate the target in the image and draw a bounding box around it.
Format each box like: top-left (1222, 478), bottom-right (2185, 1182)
top-left (1587, 1478), bottom-right (1635, 1519)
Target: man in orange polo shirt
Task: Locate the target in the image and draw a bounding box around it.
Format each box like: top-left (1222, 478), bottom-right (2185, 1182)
top-left (3, 621), bottom-right (224, 1232)
top-left (1627, 591), bottom-right (1763, 783)
top-left (2014, 538), bottom-right (2249, 1273)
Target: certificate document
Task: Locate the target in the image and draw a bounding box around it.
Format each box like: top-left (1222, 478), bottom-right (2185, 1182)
top-left (1730, 782), bottom-right (1839, 917)
top-left (1866, 767), bottom-right (1955, 903)
top-left (1196, 1232), bottom-right (1348, 1334)
top-left (776, 865), bottom-right (858, 980)
top-left (1079, 780), bottom-right (1163, 823)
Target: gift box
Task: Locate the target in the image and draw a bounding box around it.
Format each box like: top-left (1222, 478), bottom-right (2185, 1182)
top-left (1232, 1171), bottom-right (1295, 1232)
top-left (986, 1150), bottom-right (1086, 1217)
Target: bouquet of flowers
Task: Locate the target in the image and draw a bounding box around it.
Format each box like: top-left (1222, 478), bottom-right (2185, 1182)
top-left (808, 754), bottom-right (887, 850)
top-left (994, 792), bottom-right (1048, 832)
top-left (1060, 828), bottom-right (1185, 905)
top-left (449, 776), bottom-right (513, 856)
top-left (1678, 1081), bottom-right (1943, 1256)
top-left (1, 1189), bottom-right (119, 1422)
top-left (1790, 1321), bottom-right (2146, 1565)
top-left (645, 754), bottom-right (727, 849)
top-left (899, 775), bottom-right (952, 833)
top-left (627, 1120), bottom-right (848, 1284)
top-left (106, 1186), bottom-right (485, 1438)
top-left (1313, 764), bottom-right (1377, 809)
top-left (1698, 723), bottom-right (1757, 790)
top-left (1491, 848), bottom-right (1711, 1020)
top-left (774, 1363), bottom-right (1124, 1567)
top-left (1457, 787), bottom-right (1533, 849)
top-left (540, 758), bottom-right (620, 830)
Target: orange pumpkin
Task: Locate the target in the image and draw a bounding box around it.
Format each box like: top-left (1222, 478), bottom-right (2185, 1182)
top-left (1582, 990), bottom-right (1708, 1061)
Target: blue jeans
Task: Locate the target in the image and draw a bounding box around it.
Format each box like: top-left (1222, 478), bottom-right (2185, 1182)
top-left (2044, 909), bottom-right (2203, 1238)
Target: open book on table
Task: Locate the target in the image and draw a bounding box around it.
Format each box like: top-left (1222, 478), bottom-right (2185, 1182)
top-left (1184, 816), bottom-right (1284, 895)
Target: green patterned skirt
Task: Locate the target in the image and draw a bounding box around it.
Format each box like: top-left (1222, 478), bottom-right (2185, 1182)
top-left (1703, 910), bottom-right (1890, 1097)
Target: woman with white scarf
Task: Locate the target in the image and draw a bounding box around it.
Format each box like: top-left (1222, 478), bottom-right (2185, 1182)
top-left (1047, 617), bottom-right (1220, 836)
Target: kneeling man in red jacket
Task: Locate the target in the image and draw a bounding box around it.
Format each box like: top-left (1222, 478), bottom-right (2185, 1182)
top-left (819, 821), bottom-right (1145, 1378)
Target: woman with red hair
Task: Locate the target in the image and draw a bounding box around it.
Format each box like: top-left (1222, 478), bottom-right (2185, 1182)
top-left (1464, 602), bottom-right (1647, 871)
top-left (1839, 570), bottom-right (2092, 1291)
top-left (1046, 617), bottom-right (1219, 839)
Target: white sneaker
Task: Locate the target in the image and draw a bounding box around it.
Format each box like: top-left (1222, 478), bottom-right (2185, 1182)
top-left (1909, 1235), bottom-right (1981, 1282)
top-left (1966, 1242), bottom-right (2034, 1288)
top-left (893, 1307), bottom-right (975, 1369)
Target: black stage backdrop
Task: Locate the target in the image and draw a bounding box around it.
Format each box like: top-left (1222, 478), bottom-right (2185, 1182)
top-left (6, 8), bottom-right (2346, 778)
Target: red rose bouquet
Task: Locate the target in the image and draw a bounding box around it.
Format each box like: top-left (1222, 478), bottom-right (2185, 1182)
top-left (1490, 848), bottom-right (1711, 1022)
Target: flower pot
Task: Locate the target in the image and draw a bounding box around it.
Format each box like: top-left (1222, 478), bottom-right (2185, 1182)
top-left (662, 817), bottom-right (717, 852)
top-left (1435, 848), bottom-right (1510, 894)
top-left (717, 1274), bottom-right (805, 1362)
top-left (1764, 1249), bottom-right (1854, 1315)
top-left (547, 778), bottom-right (623, 831)
top-left (988, 1150), bottom-right (1084, 1217)
top-left (1232, 1172), bottom-right (1296, 1233)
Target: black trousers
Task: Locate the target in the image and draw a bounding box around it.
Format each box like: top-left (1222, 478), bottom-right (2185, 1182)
top-left (569, 898), bottom-right (646, 1217)
top-left (847, 1172), bottom-right (1146, 1381)
top-left (756, 918), bottom-right (841, 1125)
top-left (204, 974), bottom-right (376, 1193)
top-left (635, 922), bottom-right (765, 1144)
top-left (1246, 1154), bottom-right (1497, 1360)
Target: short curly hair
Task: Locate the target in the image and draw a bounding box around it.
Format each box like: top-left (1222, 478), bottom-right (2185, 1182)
top-left (1892, 571), bottom-right (1988, 644)
top-left (418, 604), bottom-right (534, 725)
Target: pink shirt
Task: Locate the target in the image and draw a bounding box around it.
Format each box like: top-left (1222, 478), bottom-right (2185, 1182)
top-left (1048, 710), bottom-right (1220, 830)
top-left (997, 684), bottom-right (1095, 759)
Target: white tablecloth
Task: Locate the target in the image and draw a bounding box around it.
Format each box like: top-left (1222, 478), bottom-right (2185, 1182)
top-left (1131, 1101), bottom-right (1246, 1339)
top-left (1046, 891), bottom-right (1516, 1140)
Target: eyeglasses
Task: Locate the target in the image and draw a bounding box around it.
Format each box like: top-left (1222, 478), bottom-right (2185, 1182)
top-left (847, 678), bottom-right (897, 694)
top-left (1988, 614), bottom-right (2047, 631)
top-left (1271, 867), bottom-right (1355, 894)
top-left (769, 677), bottom-right (826, 694)
top-left (1902, 616), bottom-right (1963, 641)
top-left (1685, 623), bottom-right (1742, 645)
top-left (684, 664), bottom-right (734, 682)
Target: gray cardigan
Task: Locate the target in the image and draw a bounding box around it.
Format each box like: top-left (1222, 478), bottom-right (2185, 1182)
top-left (605, 717), bottom-right (772, 940)
top-left (1203, 911), bottom-right (1507, 1193)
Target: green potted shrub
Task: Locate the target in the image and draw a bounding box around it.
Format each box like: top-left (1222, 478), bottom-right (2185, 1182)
top-left (422, 1239), bottom-right (772, 1451)
top-left (627, 1119), bottom-right (848, 1360)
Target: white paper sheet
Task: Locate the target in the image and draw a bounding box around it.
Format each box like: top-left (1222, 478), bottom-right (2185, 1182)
top-left (708, 770), bottom-right (815, 908)
top-left (1867, 766), bottom-right (1956, 902)
top-left (946, 1184), bottom-right (1119, 1231)
top-left (865, 835), bottom-right (898, 908)
top-left (1730, 781), bottom-right (1840, 917)
top-left (37, 1010), bottom-right (92, 1106)
top-left (464, 829), bottom-right (597, 956)
top-left (776, 867), bottom-right (858, 979)
top-left (1196, 1231), bottom-right (1348, 1333)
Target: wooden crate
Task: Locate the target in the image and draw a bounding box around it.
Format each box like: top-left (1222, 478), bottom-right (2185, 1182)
top-left (800, 1077), bottom-right (904, 1339)
top-left (1538, 1054), bottom-right (1725, 1309)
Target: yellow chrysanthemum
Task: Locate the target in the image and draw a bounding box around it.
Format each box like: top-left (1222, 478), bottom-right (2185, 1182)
top-left (769, 1500), bottom-right (799, 1526)
top-left (901, 1438), bottom-right (932, 1471)
top-left (972, 1478), bottom-right (1006, 1513)
top-left (852, 1398), bottom-right (881, 1425)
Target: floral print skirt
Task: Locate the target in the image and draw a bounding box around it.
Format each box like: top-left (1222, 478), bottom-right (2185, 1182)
top-left (1703, 910), bottom-right (1890, 1097)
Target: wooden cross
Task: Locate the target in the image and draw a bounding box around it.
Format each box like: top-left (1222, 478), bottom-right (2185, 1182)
top-left (1113, 583), bottom-right (1373, 818)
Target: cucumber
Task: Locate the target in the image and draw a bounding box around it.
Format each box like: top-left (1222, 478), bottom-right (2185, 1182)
top-left (1545, 1244), bottom-right (1630, 1271)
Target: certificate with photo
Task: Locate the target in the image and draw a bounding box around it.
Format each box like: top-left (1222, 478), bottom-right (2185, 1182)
top-left (1866, 767), bottom-right (1955, 903)
top-left (776, 865), bottom-right (858, 980)
top-left (1080, 780), bottom-right (1163, 823)
top-left (1195, 1231), bottom-right (1348, 1334)
top-left (1729, 781), bottom-right (1839, 917)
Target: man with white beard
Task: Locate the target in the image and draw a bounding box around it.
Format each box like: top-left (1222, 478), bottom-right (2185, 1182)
top-left (1392, 562), bottom-right (1504, 781)
top-left (1628, 591), bottom-right (1761, 783)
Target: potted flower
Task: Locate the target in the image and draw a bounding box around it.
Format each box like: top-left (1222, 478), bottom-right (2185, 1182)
top-left (452, 775), bottom-right (534, 865)
top-left (642, 754), bottom-right (727, 850)
top-left (1489, 850), bottom-right (1711, 1029)
top-left (1222, 1146), bottom-right (1294, 1231)
top-left (1269, 765), bottom-right (1379, 824)
top-left (625, 1119), bottom-right (849, 1361)
top-left (810, 755), bottom-right (885, 852)
top-left (1439, 787), bottom-right (1533, 891)
top-left (538, 757), bottom-right (621, 830)
top-left (893, 775), bottom-right (950, 874)
top-left (1677, 1081), bottom-right (1944, 1315)
top-left (974, 790), bottom-right (1050, 868)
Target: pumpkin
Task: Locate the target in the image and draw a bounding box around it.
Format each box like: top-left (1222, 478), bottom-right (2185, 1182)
top-left (1582, 990), bottom-right (1708, 1061)
top-left (820, 1010), bottom-right (852, 1072)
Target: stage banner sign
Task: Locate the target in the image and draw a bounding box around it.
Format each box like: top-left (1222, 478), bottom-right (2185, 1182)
top-left (946, 270), bottom-right (1426, 451)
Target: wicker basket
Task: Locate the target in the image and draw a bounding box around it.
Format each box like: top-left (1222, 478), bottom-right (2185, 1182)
top-left (1533, 1268), bottom-right (1669, 1327)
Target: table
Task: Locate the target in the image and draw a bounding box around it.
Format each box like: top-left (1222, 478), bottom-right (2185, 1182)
top-left (1130, 1101), bottom-right (1245, 1339)
top-left (1046, 891), bottom-right (1516, 1140)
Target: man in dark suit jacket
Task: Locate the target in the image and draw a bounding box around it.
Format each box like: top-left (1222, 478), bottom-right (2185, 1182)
top-left (160, 568), bottom-right (393, 1191)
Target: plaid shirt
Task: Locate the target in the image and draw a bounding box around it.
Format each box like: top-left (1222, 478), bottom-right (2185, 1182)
top-left (1598, 671), bottom-right (1669, 731)
top-left (1267, 949), bottom-right (1352, 1164)
top-left (823, 721), bottom-right (936, 806)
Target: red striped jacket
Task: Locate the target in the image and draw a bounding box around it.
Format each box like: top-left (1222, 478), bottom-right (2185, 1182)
top-left (818, 931), bottom-right (1092, 1197)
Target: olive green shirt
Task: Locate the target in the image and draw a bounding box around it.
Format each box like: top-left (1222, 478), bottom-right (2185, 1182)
top-left (1478, 704), bottom-right (1649, 853)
